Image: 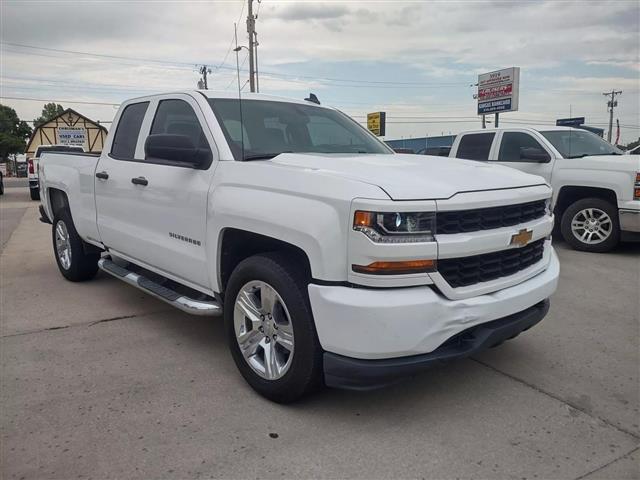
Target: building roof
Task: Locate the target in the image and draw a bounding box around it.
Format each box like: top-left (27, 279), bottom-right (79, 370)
top-left (25, 108), bottom-right (109, 154)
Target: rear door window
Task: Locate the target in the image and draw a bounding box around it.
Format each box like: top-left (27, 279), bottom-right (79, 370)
top-left (456, 133), bottom-right (495, 161)
top-left (111, 102), bottom-right (149, 159)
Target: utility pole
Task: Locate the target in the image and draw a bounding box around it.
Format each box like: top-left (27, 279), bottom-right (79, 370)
top-left (246, 0), bottom-right (257, 92)
top-left (603, 89), bottom-right (622, 142)
top-left (198, 65), bottom-right (211, 90)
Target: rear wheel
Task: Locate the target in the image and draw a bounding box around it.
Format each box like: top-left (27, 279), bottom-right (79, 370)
top-left (560, 197), bottom-right (620, 252)
top-left (52, 209), bottom-right (100, 281)
top-left (30, 188), bottom-right (40, 201)
top-left (224, 252), bottom-right (323, 403)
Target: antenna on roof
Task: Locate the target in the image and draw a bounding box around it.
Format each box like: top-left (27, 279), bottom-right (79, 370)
top-left (305, 93), bottom-right (320, 105)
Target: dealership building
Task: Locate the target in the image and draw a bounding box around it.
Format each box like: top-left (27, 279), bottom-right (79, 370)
top-left (25, 108), bottom-right (108, 158)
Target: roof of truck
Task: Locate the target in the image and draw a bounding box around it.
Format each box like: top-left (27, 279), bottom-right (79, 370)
top-left (459, 125), bottom-right (579, 135)
top-left (124, 90), bottom-right (330, 108)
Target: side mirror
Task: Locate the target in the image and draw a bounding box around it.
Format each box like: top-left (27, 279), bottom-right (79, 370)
top-left (520, 147), bottom-right (551, 163)
top-left (145, 134), bottom-right (211, 168)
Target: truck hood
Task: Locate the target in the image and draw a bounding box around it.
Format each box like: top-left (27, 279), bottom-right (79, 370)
top-left (564, 154), bottom-right (639, 172)
top-left (270, 153), bottom-right (546, 200)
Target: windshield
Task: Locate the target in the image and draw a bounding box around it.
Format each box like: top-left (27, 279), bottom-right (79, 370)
top-left (208, 99), bottom-right (391, 160)
top-left (540, 130), bottom-right (622, 158)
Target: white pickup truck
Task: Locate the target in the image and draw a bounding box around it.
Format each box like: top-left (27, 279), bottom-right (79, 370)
top-left (39, 91), bottom-right (559, 402)
top-left (449, 127), bottom-right (640, 252)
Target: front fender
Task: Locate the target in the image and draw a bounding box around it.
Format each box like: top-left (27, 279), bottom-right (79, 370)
top-left (207, 185), bottom-right (351, 291)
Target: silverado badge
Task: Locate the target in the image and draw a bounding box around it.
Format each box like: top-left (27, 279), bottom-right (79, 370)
top-left (510, 228), bottom-right (533, 247)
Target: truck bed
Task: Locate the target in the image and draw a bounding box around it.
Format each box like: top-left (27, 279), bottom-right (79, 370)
top-left (39, 152), bottom-right (101, 245)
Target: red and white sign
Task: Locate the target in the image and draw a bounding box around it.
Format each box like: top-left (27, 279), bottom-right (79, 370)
top-left (477, 67), bottom-right (520, 115)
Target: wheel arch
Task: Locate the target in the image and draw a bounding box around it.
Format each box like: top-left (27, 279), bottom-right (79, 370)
top-left (555, 186), bottom-right (618, 218)
top-left (217, 228), bottom-right (312, 296)
top-left (48, 187), bottom-right (70, 219)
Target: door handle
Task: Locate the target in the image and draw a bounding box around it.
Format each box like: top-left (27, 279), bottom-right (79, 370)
top-left (131, 176), bottom-right (148, 186)
top-left (95, 171), bottom-right (109, 180)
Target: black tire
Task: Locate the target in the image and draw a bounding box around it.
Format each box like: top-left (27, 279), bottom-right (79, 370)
top-left (560, 197), bottom-right (620, 253)
top-left (0, 174), bottom-right (4, 195)
top-left (224, 252), bottom-right (323, 403)
top-left (52, 209), bottom-right (100, 281)
top-left (30, 188), bottom-right (40, 201)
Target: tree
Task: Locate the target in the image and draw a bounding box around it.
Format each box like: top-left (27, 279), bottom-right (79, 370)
top-left (0, 104), bottom-right (32, 162)
top-left (33, 102), bottom-right (65, 128)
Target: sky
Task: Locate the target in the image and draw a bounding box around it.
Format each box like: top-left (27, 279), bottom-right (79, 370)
top-left (1, 0), bottom-right (639, 144)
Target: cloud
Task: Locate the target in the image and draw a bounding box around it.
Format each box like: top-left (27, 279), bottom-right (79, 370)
top-left (1, 0), bottom-right (638, 143)
top-left (274, 4), bottom-right (350, 21)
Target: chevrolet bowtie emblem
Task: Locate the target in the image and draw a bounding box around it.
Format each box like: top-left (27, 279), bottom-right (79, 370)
top-left (510, 228), bottom-right (533, 247)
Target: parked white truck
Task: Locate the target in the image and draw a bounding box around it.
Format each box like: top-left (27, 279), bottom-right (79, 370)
top-left (449, 127), bottom-right (640, 252)
top-left (39, 91), bottom-right (559, 402)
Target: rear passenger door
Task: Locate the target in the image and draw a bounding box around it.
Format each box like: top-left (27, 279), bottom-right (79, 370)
top-left (454, 132), bottom-right (496, 161)
top-left (491, 130), bottom-right (555, 182)
top-left (95, 94), bottom-right (218, 291)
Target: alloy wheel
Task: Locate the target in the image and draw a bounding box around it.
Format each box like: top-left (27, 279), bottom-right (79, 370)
top-left (233, 280), bottom-right (295, 380)
top-left (55, 220), bottom-right (72, 270)
top-left (571, 208), bottom-right (612, 245)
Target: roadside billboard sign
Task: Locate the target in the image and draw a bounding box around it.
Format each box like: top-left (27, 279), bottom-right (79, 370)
top-left (57, 127), bottom-right (86, 146)
top-left (367, 112), bottom-right (386, 136)
top-left (477, 67), bottom-right (520, 115)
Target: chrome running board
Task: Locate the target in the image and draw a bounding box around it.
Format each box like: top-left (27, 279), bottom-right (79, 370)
top-left (98, 258), bottom-right (222, 316)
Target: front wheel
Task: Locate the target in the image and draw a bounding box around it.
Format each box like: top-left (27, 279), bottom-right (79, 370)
top-left (52, 209), bottom-right (100, 281)
top-left (560, 198), bottom-right (620, 252)
top-left (224, 252), bottom-right (323, 403)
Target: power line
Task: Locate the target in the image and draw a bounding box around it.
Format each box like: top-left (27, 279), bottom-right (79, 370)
top-left (0, 41), bottom-right (469, 88)
top-left (0, 95), bottom-right (120, 106)
top-left (213, 0), bottom-right (246, 72)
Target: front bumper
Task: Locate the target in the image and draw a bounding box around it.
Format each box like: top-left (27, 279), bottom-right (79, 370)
top-left (324, 299), bottom-right (549, 390)
top-left (308, 247), bottom-right (559, 361)
top-left (619, 209), bottom-right (640, 233)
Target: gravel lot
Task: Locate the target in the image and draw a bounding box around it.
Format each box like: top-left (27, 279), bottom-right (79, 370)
top-left (1, 179), bottom-right (638, 479)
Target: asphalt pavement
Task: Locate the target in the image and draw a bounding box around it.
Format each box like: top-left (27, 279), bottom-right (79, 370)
top-left (1, 186), bottom-right (638, 479)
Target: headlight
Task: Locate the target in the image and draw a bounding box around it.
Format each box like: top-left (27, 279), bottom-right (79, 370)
top-left (353, 210), bottom-right (436, 243)
top-left (545, 198), bottom-right (552, 215)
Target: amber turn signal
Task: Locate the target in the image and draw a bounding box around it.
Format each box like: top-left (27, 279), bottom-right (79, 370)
top-left (354, 210), bottom-right (374, 227)
top-left (352, 259), bottom-right (436, 275)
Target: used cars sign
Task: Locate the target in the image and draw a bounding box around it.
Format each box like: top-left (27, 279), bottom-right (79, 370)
top-left (57, 127), bottom-right (87, 146)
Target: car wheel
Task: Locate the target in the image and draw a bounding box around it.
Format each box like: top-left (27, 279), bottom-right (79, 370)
top-left (30, 188), bottom-right (40, 201)
top-left (0, 174), bottom-right (4, 195)
top-left (224, 252), bottom-right (323, 403)
top-left (561, 197), bottom-right (620, 252)
top-left (52, 209), bottom-right (100, 281)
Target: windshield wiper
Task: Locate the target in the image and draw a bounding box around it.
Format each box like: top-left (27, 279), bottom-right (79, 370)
top-left (566, 152), bottom-right (620, 158)
top-left (242, 152), bottom-right (291, 161)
